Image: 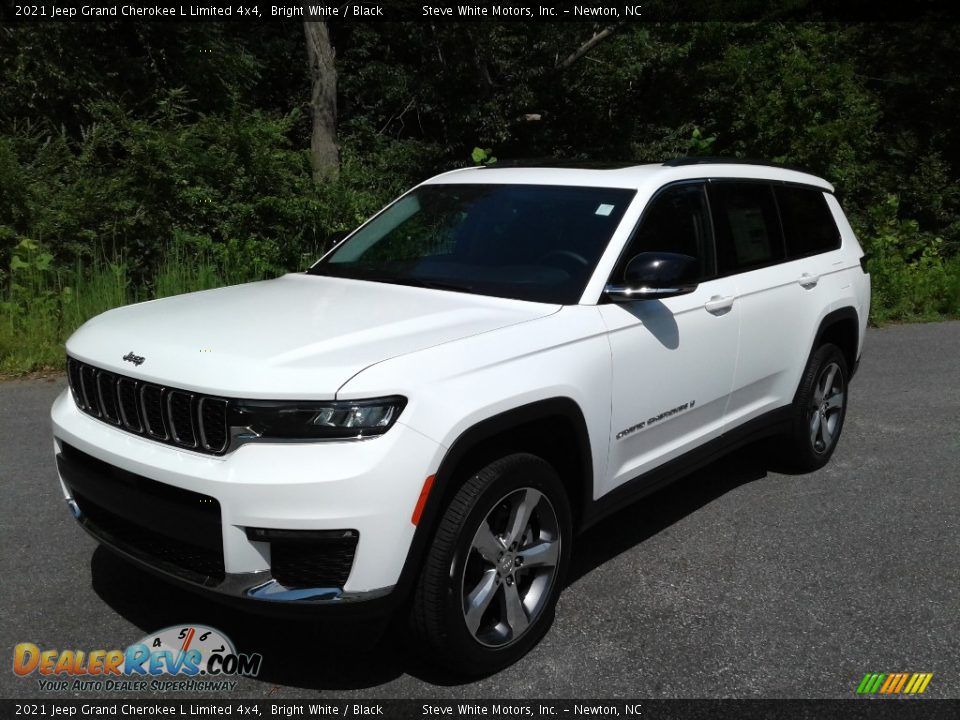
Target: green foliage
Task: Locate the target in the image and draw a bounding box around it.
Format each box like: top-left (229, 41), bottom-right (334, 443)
top-left (702, 24), bottom-right (881, 188)
top-left (471, 147), bottom-right (498, 165)
top-left (0, 238), bottom-right (85, 373)
top-left (687, 128), bottom-right (717, 156)
top-left (855, 196), bottom-right (960, 322)
top-left (0, 233), bottom-right (290, 374)
top-left (1, 21), bottom-right (959, 372)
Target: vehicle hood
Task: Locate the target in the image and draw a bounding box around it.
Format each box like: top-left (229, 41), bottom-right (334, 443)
top-left (67, 274), bottom-right (559, 398)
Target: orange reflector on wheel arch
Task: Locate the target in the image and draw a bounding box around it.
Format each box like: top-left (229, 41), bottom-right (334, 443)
top-left (411, 474), bottom-right (436, 526)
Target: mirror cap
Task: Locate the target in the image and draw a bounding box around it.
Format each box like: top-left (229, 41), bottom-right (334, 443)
top-left (605, 251), bottom-right (699, 302)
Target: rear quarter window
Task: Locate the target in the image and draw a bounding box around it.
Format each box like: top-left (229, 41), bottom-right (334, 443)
top-left (775, 186), bottom-right (841, 258)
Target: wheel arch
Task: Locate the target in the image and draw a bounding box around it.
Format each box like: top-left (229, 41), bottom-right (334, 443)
top-left (812, 306), bottom-right (860, 382)
top-left (391, 398), bottom-right (592, 606)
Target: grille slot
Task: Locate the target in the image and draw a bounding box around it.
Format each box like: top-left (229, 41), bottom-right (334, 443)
top-left (66, 357), bottom-right (232, 456)
top-left (141, 385), bottom-right (167, 439)
top-left (67, 358), bottom-right (85, 408)
top-left (117, 378), bottom-right (142, 432)
top-left (168, 391), bottom-right (197, 447)
top-left (97, 371), bottom-right (121, 425)
top-left (199, 398), bottom-right (229, 453)
top-left (80, 364), bottom-right (101, 417)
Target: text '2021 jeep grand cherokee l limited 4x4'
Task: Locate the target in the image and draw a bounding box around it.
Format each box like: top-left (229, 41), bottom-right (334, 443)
top-left (52, 159), bottom-right (870, 675)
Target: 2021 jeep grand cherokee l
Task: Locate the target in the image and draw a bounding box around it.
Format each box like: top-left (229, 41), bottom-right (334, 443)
top-left (52, 159), bottom-right (870, 674)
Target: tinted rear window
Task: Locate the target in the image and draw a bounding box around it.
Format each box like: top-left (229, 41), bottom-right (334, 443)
top-left (775, 186), bottom-right (841, 258)
top-left (709, 182), bottom-right (785, 274)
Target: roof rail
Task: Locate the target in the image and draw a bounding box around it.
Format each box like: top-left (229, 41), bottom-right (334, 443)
top-left (662, 156), bottom-right (816, 174)
top-left (478, 158), bottom-right (657, 170)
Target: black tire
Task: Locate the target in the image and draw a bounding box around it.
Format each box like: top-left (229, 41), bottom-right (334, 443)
top-left (781, 342), bottom-right (849, 472)
top-left (409, 453), bottom-right (572, 676)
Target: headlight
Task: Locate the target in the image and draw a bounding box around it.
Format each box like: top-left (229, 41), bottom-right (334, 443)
top-left (228, 396), bottom-right (406, 441)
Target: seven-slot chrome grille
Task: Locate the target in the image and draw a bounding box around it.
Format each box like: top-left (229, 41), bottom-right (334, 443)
top-left (67, 357), bottom-right (230, 455)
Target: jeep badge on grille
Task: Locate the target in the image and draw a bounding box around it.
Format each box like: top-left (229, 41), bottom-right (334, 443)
top-left (123, 351), bottom-right (145, 366)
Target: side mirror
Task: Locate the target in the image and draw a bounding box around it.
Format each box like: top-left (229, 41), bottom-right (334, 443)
top-left (604, 251), bottom-right (699, 302)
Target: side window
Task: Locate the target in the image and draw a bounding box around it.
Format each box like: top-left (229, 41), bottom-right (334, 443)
top-left (709, 182), bottom-right (784, 275)
top-left (775, 186), bottom-right (841, 258)
top-left (613, 183), bottom-right (715, 281)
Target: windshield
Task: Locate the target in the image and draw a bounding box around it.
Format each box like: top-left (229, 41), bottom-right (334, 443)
top-left (308, 183), bottom-right (636, 304)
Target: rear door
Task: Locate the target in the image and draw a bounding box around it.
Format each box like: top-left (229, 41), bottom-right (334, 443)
top-left (709, 181), bottom-right (840, 427)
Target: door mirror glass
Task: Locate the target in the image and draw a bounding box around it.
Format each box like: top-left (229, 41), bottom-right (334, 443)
top-left (605, 251), bottom-right (699, 302)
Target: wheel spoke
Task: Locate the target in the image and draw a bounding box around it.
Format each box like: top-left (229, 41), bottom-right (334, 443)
top-left (519, 539), bottom-right (558, 569)
top-left (813, 380), bottom-right (826, 405)
top-left (810, 411), bottom-right (822, 444)
top-left (502, 580), bottom-right (529, 638)
top-left (464, 570), bottom-right (499, 635)
top-left (471, 521), bottom-right (504, 564)
top-left (824, 391), bottom-right (844, 412)
top-left (820, 415), bottom-right (834, 447)
top-left (505, 488), bottom-right (541, 546)
top-left (823, 364), bottom-right (838, 394)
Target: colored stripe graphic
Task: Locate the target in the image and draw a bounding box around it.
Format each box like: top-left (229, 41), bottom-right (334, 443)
top-left (857, 672), bottom-right (932, 694)
top-left (857, 673), bottom-right (884, 694)
top-left (879, 674), bottom-right (898, 693)
top-left (905, 673), bottom-right (934, 694)
top-left (893, 673), bottom-right (909, 693)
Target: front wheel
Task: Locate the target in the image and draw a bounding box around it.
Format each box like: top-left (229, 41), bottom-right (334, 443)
top-left (781, 342), bottom-right (849, 472)
top-left (409, 453), bottom-right (572, 676)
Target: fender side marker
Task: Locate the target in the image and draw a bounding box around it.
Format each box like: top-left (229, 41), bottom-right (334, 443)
top-left (411, 474), bottom-right (436, 526)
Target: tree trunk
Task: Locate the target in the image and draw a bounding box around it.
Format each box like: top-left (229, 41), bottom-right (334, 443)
top-left (304, 21), bottom-right (339, 181)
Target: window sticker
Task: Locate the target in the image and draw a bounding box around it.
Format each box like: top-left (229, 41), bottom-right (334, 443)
top-left (595, 203), bottom-right (615, 216)
top-left (727, 207), bottom-right (771, 264)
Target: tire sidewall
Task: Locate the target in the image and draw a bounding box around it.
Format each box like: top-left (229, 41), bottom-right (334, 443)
top-left (438, 455), bottom-right (572, 674)
top-left (792, 343), bottom-right (849, 469)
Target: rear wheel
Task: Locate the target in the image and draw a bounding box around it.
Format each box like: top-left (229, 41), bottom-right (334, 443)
top-left (781, 342), bottom-right (849, 472)
top-left (409, 453), bottom-right (571, 676)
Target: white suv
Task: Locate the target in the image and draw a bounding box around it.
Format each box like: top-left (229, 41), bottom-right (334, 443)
top-left (51, 160), bottom-right (870, 674)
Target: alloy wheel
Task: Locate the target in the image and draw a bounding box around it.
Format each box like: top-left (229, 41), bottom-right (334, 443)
top-left (809, 361), bottom-right (845, 454)
top-left (460, 487), bottom-right (561, 648)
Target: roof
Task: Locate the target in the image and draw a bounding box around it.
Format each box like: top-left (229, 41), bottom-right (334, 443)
top-left (422, 159), bottom-right (834, 193)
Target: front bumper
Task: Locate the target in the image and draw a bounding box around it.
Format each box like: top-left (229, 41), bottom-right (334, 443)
top-left (51, 389), bottom-right (444, 606)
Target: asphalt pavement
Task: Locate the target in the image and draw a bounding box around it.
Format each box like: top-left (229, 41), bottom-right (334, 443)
top-left (2, 321), bottom-right (958, 700)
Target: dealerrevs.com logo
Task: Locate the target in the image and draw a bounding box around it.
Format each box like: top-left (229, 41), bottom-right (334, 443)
top-left (13, 625), bottom-right (262, 692)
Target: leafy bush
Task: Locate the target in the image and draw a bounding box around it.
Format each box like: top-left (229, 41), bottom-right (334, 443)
top-left (0, 238), bottom-right (78, 373)
top-left (855, 196), bottom-right (959, 322)
top-left (2, 22), bottom-right (959, 374)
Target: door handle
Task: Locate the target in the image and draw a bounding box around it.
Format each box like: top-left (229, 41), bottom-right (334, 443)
top-left (704, 295), bottom-right (735, 314)
top-left (798, 273), bottom-right (820, 288)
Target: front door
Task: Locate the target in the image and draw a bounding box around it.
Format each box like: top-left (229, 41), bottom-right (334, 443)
top-left (598, 181), bottom-right (740, 497)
